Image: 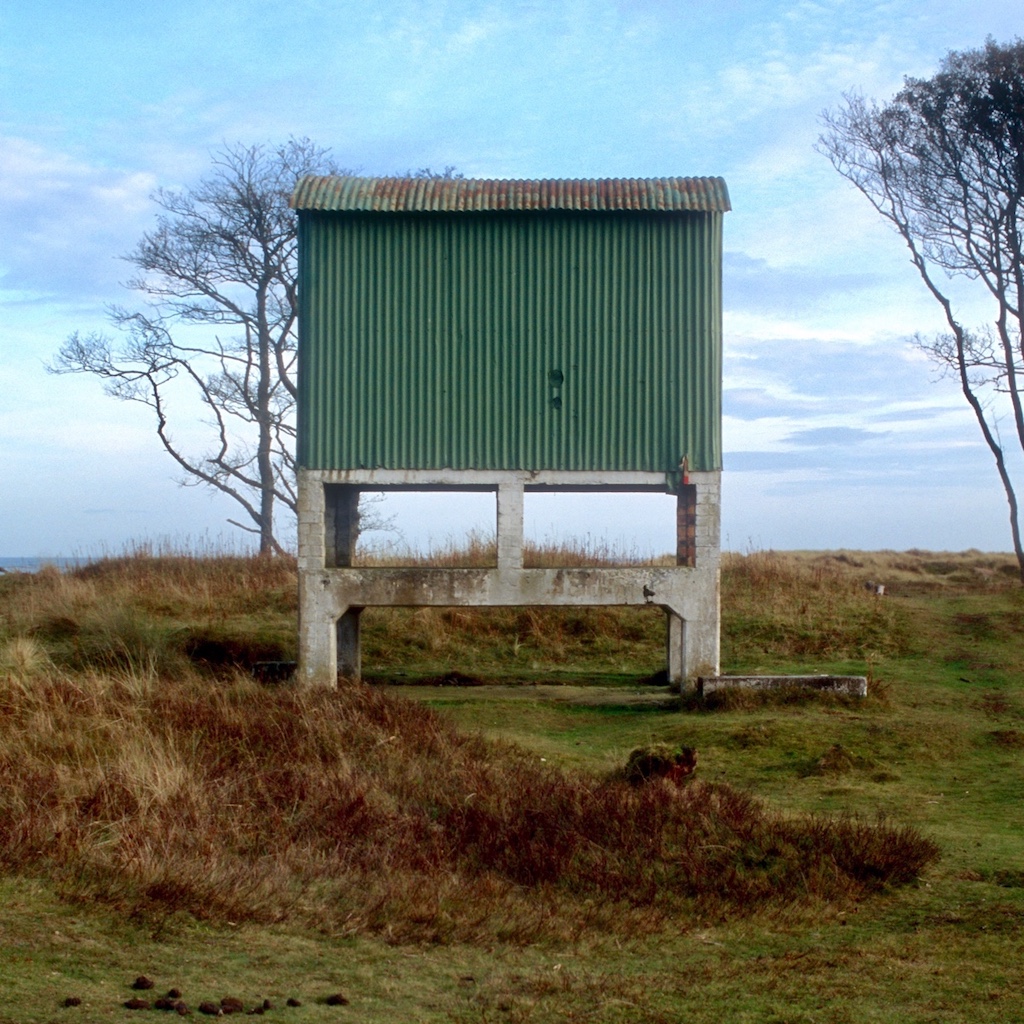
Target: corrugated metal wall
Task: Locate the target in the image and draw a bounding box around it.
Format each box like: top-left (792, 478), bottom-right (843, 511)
top-left (298, 210), bottom-right (722, 473)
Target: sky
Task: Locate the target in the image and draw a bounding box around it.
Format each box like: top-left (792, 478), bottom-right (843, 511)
top-left (3, 0), bottom-right (1024, 558)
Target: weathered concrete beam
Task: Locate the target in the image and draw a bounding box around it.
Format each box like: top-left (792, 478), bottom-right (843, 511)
top-left (306, 565), bottom-right (704, 614)
top-left (304, 467), bottom-right (716, 491)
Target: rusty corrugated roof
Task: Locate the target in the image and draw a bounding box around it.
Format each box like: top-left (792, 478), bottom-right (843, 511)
top-left (291, 176), bottom-right (731, 213)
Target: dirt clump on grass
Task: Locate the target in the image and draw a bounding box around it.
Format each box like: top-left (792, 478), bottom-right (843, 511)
top-left (623, 744), bottom-right (697, 785)
top-left (990, 728), bottom-right (1024, 748)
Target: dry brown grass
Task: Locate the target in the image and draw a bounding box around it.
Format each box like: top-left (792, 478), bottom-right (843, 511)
top-left (775, 548), bottom-right (1021, 593)
top-left (0, 664), bottom-right (937, 943)
top-left (721, 548), bottom-right (914, 664)
top-left (0, 547), bottom-right (966, 944)
top-left (356, 531), bottom-right (670, 568)
top-left (0, 554), bottom-right (298, 678)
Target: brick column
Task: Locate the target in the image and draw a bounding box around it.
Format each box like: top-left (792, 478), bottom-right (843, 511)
top-left (676, 484), bottom-right (697, 567)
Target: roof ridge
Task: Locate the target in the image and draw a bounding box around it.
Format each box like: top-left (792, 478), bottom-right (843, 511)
top-left (291, 175), bottom-right (731, 213)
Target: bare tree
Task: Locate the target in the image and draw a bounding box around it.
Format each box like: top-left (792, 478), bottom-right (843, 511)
top-left (52, 139), bottom-right (341, 555)
top-left (819, 39), bottom-right (1024, 580)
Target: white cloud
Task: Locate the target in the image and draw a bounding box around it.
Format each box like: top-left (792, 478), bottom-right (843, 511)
top-left (0, 136), bottom-right (156, 301)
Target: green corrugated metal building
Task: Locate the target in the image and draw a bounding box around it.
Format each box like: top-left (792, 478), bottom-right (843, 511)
top-left (292, 176), bottom-right (730, 477)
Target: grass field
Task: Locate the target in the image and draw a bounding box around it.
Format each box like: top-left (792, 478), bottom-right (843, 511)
top-left (0, 547), bottom-right (1022, 1022)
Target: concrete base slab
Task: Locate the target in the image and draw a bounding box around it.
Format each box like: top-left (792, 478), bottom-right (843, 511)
top-left (697, 675), bottom-right (868, 698)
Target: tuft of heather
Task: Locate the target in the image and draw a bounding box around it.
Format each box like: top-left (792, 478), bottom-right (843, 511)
top-left (0, 670), bottom-right (938, 942)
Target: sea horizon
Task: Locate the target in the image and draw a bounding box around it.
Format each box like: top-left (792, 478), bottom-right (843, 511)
top-left (0, 556), bottom-right (90, 574)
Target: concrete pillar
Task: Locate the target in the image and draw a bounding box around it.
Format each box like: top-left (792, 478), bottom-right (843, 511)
top-left (666, 473), bottom-right (721, 684)
top-left (692, 472), bottom-right (721, 677)
top-left (676, 605), bottom-right (720, 681)
top-left (298, 569), bottom-right (340, 687)
top-left (497, 480), bottom-right (524, 569)
top-left (666, 611), bottom-right (686, 686)
top-left (296, 469), bottom-right (326, 573)
top-left (298, 472), bottom-right (335, 687)
top-left (337, 607), bottom-right (363, 680)
top-left (325, 485), bottom-right (360, 567)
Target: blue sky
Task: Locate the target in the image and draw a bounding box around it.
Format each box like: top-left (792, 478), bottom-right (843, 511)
top-left (2, 0), bottom-right (1024, 557)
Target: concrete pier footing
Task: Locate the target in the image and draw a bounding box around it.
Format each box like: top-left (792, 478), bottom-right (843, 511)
top-left (697, 675), bottom-right (868, 698)
top-left (297, 468), bottom-right (721, 688)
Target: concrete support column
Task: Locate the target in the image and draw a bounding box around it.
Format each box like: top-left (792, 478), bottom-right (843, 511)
top-left (297, 470), bottom-right (326, 573)
top-left (337, 607), bottom-right (363, 680)
top-left (298, 471), bottom-right (336, 687)
top-left (667, 471), bottom-right (721, 684)
top-left (325, 485), bottom-right (360, 567)
top-left (497, 480), bottom-right (525, 569)
top-left (693, 472), bottom-right (721, 678)
top-left (694, 604), bottom-right (720, 677)
top-left (298, 569), bottom-right (341, 687)
top-left (666, 611), bottom-right (686, 686)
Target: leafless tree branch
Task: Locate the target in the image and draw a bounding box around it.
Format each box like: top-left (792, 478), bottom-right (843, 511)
top-left (50, 139), bottom-right (343, 554)
top-left (819, 38), bottom-right (1024, 581)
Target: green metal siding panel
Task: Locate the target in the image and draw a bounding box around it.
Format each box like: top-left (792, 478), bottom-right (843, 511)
top-left (298, 210), bottom-right (722, 473)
